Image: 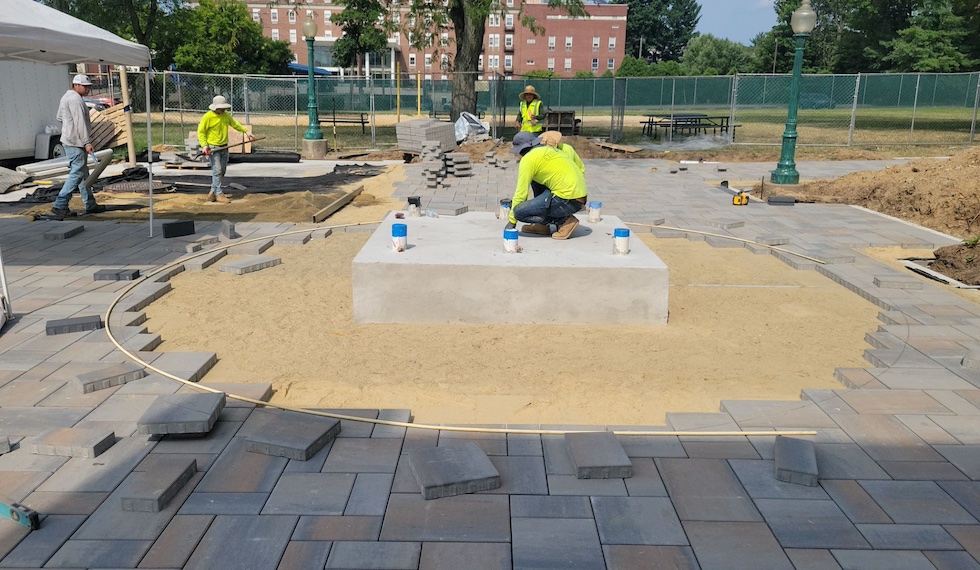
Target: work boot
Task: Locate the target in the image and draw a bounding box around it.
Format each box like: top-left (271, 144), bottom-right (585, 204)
top-left (83, 204), bottom-right (106, 215)
top-left (552, 216), bottom-right (579, 240)
top-left (206, 191), bottom-right (216, 203)
top-left (214, 193), bottom-right (232, 204)
top-left (50, 207), bottom-right (74, 219)
top-left (521, 223), bottom-right (550, 235)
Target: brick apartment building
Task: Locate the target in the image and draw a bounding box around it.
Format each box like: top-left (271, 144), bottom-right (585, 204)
top-left (241, 1), bottom-right (627, 78)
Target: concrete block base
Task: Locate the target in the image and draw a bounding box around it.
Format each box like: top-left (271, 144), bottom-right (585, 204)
top-left (353, 212), bottom-right (669, 325)
top-left (302, 138), bottom-right (327, 160)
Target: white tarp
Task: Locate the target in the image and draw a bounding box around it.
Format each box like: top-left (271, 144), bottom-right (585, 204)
top-left (0, 0), bottom-right (150, 66)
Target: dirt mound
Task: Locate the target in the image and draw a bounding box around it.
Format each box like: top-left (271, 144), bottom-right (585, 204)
top-left (932, 243), bottom-right (980, 285)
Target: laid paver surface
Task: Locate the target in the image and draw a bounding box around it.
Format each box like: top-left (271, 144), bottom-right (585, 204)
top-left (4, 157), bottom-right (980, 568)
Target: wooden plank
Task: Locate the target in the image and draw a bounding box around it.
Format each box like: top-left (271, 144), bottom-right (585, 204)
top-left (312, 185), bottom-right (364, 223)
top-left (596, 142), bottom-right (642, 153)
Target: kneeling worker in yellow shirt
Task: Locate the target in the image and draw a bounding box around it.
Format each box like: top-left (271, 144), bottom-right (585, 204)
top-left (506, 131), bottom-right (588, 240)
top-left (197, 95), bottom-right (256, 204)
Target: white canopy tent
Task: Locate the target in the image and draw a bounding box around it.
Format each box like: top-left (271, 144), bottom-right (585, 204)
top-left (0, 0), bottom-right (159, 236)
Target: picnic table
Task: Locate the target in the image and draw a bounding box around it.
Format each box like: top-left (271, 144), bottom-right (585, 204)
top-left (641, 113), bottom-right (738, 140)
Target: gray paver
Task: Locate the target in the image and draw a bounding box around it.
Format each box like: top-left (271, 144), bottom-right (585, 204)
top-left (195, 437), bottom-right (287, 493)
top-left (380, 493), bottom-right (510, 541)
top-left (120, 456), bottom-right (196, 512)
top-left (859, 480), bottom-right (978, 524)
top-left (685, 521), bottom-right (792, 570)
top-left (29, 427), bottom-right (115, 458)
top-left (657, 458), bottom-right (762, 522)
top-left (856, 524), bottom-right (961, 550)
top-left (785, 548), bottom-right (843, 569)
top-left (137, 514), bottom-right (215, 569)
top-left (0, 514), bottom-right (85, 568)
top-left (730, 459), bottom-right (828, 500)
top-left (511, 518), bottom-right (604, 570)
top-left (137, 392), bottom-right (226, 436)
top-left (218, 254), bottom-right (281, 275)
top-left (564, 431), bottom-right (632, 479)
top-left (830, 549), bottom-right (936, 569)
top-left (183, 514), bottom-right (296, 570)
top-left (603, 545), bottom-right (699, 570)
top-left (592, 496), bottom-right (687, 545)
top-left (322, 438), bottom-right (402, 473)
top-left (406, 442), bottom-right (500, 499)
top-left (44, 538), bottom-right (152, 568)
top-left (177, 492), bottom-right (268, 515)
top-left (43, 223), bottom-right (84, 240)
top-left (485, 455), bottom-right (547, 495)
top-left (45, 315), bottom-right (103, 336)
top-left (326, 541), bottom-right (421, 570)
top-left (261, 473), bottom-right (355, 514)
top-left (774, 435), bottom-right (819, 486)
top-left (419, 542), bottom-right (511, 570)
top-left (244, 409), bottom-right (341, 460)
top-left (755, 499), bottom-right (870, 549)
top-left (344, 473), bottom-right (394, 516)
top-left (292, 515), bottom-right (382, 541)
top-left (510, 495), bottom-right (593, 519)
top-left (278, 541), bottom-right (332, 570)
top-left (820, 480), bottom-right (893, 524)
top-left (73, 361), bottom-right (145, 393)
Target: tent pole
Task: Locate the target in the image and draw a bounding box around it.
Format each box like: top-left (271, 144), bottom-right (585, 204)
top-left (118, 66), bottom-right (137, 168)
top-left (145, 70), bottom-right (154, 238)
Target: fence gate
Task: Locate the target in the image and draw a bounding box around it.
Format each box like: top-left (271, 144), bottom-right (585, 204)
top-left (609, 78), bottom-right (627, 143)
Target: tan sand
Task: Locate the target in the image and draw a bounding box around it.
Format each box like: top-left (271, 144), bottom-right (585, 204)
top-left (139, 167), bottom-right (880, 426)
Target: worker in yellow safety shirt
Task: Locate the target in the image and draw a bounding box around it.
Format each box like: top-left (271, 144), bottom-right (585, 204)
top-left (538, 131), bottom-right (584, 174)
top-left (197, 95), bottom-right (256, 204)
top-left (514, 85), bottom-right (544, 134)
top-left (506, 131), bottom-right (588, 240)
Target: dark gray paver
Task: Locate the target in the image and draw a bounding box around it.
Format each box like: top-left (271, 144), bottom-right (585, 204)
top-left (755, 499), bottom-right (870, 549)
top-left (855, 523), bottom-right (961, 550)
top-left (162, 219), bottom-right (195, 238)
top-left (622, 458), bottom-right (667, 497)
top-left (244, 409), bottom-right (341, 460)
top-left (261, 473), bottom-right (356, 514)
top-left (137, 392), bottom-right (226, 436)
top-left (221, 220), bottom-right (240, 239)
top-left (684, 521), bottom-right (792, 570)
top-left (183, 514), bottom-right (297, 570)
top-left (935, 445), bottom-right (980, 479)
top-left (344, 473), bottom-right (394, 516)
top-left (820, 480), bottom-right (893, 524)
top-left (36, 436), bottom-right (155, 493)
top-left (0, 407), bottom-right (100, 438)
top-left (19, 491), bottom-right (107, 516)
top-left (292, 515), bottom-right (382, 541)
top-left (380, 494), bottom-right (510, 541)
top-left (547, 474), bottom-right (628, 496)
top-left (485, 455), bottom-right (547, 495)
top-left (136, 514), bottom-right (214, 569)
top-left (602, 545), bottom-right (699, 570)
top-left (120, 456), bottom-right (197, 512)
top-left (657, 458), bottom-right (761, 522)
top-left (924, 550), bottom-right (980, 569)
top-left (879, 460), bottom-right (968, 480)
top-left (774, 435), bottom-right (819, 486)
top-left (29, 427), bottom-right (115, 458)
top-left (729, 459), bottom-right (828, 500)
top-left (177, 492), bottom-right (269, 515)
top-left (42, 223), bottom-right (84, 240)
top-left (419, 542), bottom-right (511, 570)
top-left (73, 361), bottom-right (146, 393)
top-left (564, 431), bottom-right (632, 479)
top-left (407, 442), bottom-right (500, 499)
top-left (592, 496), bottom-right (687, 545)
top-left (44, 539), bottom-right (152, 568)
top-left (680, 440), bottom-right (761, 459)
top-left (196, 437), bottom-right (287, 493)
top-left (510, 495), bottom-right (593, 519)
top-left (323, 438), bottom-right (402, 473)
top-left (831, 414), bottom-right (943, 462)
top-left (830, 549), bottom-right (936, 569)
top-left (511, 518), bottom-right (604, 570)
top-left (859, 480), bottom-right (978, 524)
top-left (785, 549), bottom-right (843, 570)
top-left (0, 514), bottom-right (85, 568)
top-left (277, 541), bottom-right (332, 570)
top-left (45, 315), bottom-right (103, 336)
top-left (93, 268), bottom-right (140, 281)
top-left (814, 444), bottom-right (891, 480)
top-left (325, 541), bottom-right (421, 569)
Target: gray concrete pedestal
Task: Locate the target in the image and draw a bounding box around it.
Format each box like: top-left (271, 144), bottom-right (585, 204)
top-left (352, 212), bottom-right (669, 325)
top-left (301, 138), bottom-right (327, 160)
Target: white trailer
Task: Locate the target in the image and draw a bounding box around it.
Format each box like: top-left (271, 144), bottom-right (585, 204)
top-left (0, 60), bottom-right (70, 161)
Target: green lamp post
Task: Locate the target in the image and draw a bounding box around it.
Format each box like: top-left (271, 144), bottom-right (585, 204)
top-left (770, 0), bottom-right (817, 185)
top-left (302, 15), bottom-right (323, 141)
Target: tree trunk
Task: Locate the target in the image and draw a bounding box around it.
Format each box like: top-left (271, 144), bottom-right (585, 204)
top-left (448, 2), bottom-right (486, 121)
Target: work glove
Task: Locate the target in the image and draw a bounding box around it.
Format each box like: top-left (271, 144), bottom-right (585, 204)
top-left (505, 221), bottom-right (516, 230)
top-left (203, 146), bottom-right (212, 156)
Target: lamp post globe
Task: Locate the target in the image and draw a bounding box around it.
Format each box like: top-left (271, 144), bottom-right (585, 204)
top-left (770, 0), bottom-right (816, 185)
top-left (303, 15), bottom-right (323, 141)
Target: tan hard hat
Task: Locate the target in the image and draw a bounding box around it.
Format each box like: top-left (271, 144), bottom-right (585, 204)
top-left (538, 131), bottom-right (562, 147)
top-left (520, 85), bottom-right (539, 101)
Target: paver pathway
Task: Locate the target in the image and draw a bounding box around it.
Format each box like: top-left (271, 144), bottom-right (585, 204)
top-left (2, 157), bottom-right (980, 569)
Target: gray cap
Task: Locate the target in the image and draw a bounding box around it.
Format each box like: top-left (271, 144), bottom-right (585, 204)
top-left (510, 131), bottom-right (542, 155)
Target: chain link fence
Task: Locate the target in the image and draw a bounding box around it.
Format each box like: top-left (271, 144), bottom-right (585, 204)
top-left (115, 70), bottom-right (980, 152)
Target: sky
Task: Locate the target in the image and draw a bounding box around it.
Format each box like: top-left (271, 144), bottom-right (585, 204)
top-left (695, 0), bottom-right (778, 46)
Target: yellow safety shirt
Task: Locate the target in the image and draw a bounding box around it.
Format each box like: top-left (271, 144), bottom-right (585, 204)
top-left (519, 99), bottom-right (544, 133)
top-left (197, 110), bottom-right (247, 148)
top-left (510, 145), bottom-right (587, 224)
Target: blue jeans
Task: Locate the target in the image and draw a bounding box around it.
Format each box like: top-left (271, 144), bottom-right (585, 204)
top-left (208, 148), bottom-right (229, 194)
top-left (513, 189), bottom-right (583, 226)
top-left (54, 146), bottom-right (97, 210)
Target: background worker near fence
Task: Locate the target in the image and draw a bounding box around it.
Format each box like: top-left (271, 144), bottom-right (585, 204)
top-left (197, 95), bottom-right (256, 204)
top-left (515, 85), bottom-right (545, 135)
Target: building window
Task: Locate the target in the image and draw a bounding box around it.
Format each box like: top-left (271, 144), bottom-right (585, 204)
top-left (565, 36), bottom-right (573, 51)
top-left (271, 29), bottom-right (279, 41)
top-left (324, 10), bottom-right (331, 24)
top-left (441, 54), bottom-right (449, 69)
top-left (479, 55), bottom-right (484, 70)
top-left (608, 37), bottom-right (616, 51)
top-left (489, 55), bottom-right (499, 69)
top-left (392, 12), bottom-right (400, 24)
top-left (564, 58), bottom-right (572, 71)
top-left (325, 30), bottom-right (333, 39)
top-left (409, 53), bottom-right (416, 68)
top-left (488, 14), bottom-right (500, 27)
top-left (593, 36), bottom-right (600, 52)
top-left (504, 14), bottom-right (514, 28)
top-left (271, 9), bottom-right (278, 23)
top-left (608, 58), bottom-right (615, 69)
top-left (548, 36), bottom-right (556, 51)
top-left (489, 34), bottom-right (499, 49)
top-left (504, 35), bottom-right (513, 49)
top-left (288, 10), bottom-right (296, 24)
top-left (547, 58), bottom-right (555, 71)
top-left (289, 29), bottom-right (297, 44)
top-left (506, 0), bottom-right (513, 6)
top-left (424, 54), bottom-right (432, 68)
top-left (526, 39), bottom-right (535, 45)
top-left (526, 60), bottom-right (535, 66)
top-left (504, 55), bottom-right (512, 69)
top-left (591, 58), bottom-right (598, 72)
top-left (424, 74), bottom-right (432, 80)
top-left (252, 8), bottom-right (260, 22)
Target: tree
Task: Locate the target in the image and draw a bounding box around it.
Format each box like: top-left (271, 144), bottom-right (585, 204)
top-left (680, 34), bottom-right (753, 75)
top-left (396, 0), bottom-right (586, 120)
top-left (880, 1), bottom-right (976, 71)
top-left (524, 70), bottom-right (561, 78)
top-left (615, 56), bottom-right (650, 76)
top-left (619, 0), bottom-right (699, 62)
top-left (173, 0), bottom-right (292, 74)
top-left (331, 0), bottom-right (390, 75)
top-left (573, 70), bottom-right (596, 78)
